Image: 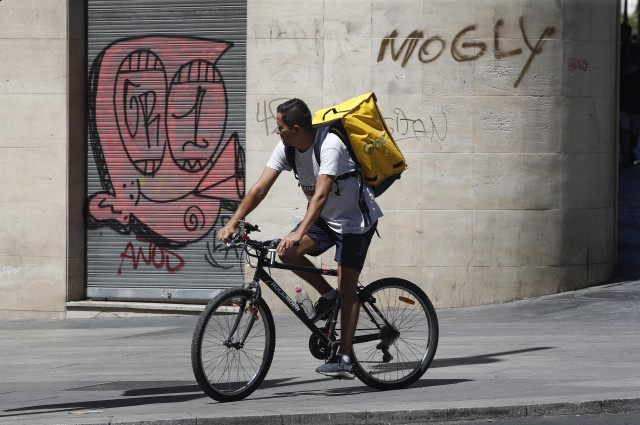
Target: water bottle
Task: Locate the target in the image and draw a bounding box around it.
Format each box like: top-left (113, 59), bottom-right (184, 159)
top-left (295, 285), bottom-right (315, 317)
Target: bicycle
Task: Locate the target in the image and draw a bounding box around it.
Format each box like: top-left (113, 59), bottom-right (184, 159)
top-left (191, 222), bottom-right (439, 402)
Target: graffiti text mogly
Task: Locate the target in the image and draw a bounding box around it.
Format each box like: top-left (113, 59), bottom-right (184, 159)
top-left (378, 17), bottom-right (556, 88)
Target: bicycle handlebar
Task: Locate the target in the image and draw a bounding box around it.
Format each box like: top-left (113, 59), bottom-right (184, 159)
top-left (225, 222), bottom-right (338, 276)
top-left (226, 222), bottom-right (280, 252)
top-left (226, 221), bottom-right (301, 251)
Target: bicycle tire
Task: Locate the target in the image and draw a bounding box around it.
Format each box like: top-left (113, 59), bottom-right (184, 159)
top-left (351, 278), bottom-right (438, 390)
top-left (191, 288), bottom-right (275, 402)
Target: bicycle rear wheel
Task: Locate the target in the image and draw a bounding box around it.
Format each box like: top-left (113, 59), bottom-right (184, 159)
top-left (352, 278), bottom-right (438, 390)
top-left (191, 288), bottom-right (275, 402)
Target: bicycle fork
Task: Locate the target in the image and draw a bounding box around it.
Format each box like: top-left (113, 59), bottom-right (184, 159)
top-left (224, 280), bottom-right (262, 349)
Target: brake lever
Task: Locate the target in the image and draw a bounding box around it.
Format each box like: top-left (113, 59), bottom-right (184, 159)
top-left (226, 232), bottom-right (245, 247)
top-left (239, 221), bottom-right (260, 234)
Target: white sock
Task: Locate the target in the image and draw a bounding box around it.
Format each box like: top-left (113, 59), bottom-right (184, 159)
top-left (339, 353), bottom-right (350, 364)
top-left (321, 289), bottom-right (337, 299)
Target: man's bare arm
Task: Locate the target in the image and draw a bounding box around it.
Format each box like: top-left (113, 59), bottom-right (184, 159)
top-left (218, 166), bottom-right (281, 242)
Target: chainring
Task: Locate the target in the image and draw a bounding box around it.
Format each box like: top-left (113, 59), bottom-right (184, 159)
top-left (308, 327), bottom-right (332, 360)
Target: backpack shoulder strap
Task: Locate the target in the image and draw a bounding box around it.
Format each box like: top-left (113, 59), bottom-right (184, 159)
top-left (284, 145), bottom-right (298, 179)
top-left (286, 125), bottom-right (330, 176)
top-left (313, 125), bottom-right (331, 166)
top-left (313, 123), bottom-right (355, 168)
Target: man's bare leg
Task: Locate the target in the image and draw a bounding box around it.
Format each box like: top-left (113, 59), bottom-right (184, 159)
top-left (277, 234), bottom-right (333, 295)
top-left (314, 264), bottom-right (360, 379)
top-left (337, 265), bottom-right (360, 357)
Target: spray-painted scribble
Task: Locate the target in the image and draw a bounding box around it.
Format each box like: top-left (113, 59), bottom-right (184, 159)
top-left (118, 236), bottom-right (185, 274)
top-left (384, 108), bottom-right (448, 148)
top-left (256, 97), bottom-right (289, 136)
top-left (255, 100), bottom-right (448, 149)
top-left (87, 36), bottom-right (245, 249)
top-left (205, 216), bottom-right (243, 269)
top-left (568, 57), bottom-right (590, 72)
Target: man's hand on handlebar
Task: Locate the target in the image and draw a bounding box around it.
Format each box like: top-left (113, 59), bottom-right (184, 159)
top-left (276, 232), bottom-right (301, 255)
top-left (217, 222), bottom-right (238, 243)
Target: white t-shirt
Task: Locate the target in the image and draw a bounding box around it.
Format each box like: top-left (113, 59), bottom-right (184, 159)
top-left (266, 133), bottom-right (382, 234)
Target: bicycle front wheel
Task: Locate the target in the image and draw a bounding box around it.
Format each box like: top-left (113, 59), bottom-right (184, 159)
top-left (191, 288), bottom-right (275, 402)
top-left (352, 278), bottom-right (438, 390)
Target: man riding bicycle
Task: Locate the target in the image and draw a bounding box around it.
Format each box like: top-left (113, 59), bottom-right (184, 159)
top-left (217, 98), bottom-right (382, 379)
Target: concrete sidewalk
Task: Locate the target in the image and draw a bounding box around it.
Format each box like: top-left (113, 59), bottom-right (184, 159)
top-left (1, 279), bottom-right (640, 425)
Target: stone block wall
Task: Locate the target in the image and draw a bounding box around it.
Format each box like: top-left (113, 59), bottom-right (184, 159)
top-left (0, 0), bottom-right (618, 318)
top-left (0, 0), bottom-right (69, 319)
top-left (245, 0), bottom-right (618, 311)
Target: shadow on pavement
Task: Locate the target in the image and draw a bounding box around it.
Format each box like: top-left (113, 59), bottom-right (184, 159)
top-left (251, 378), bottom-right (473, 402)
top-left (2, 347), bottom-right (554, 417)
top-left (0, 393), bottom-right (205, 418)
top-left (431, 347), bottom-right (554, 368)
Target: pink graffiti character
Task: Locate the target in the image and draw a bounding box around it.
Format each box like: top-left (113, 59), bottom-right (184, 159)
top-left (87, 36), bottom-right (244, 247)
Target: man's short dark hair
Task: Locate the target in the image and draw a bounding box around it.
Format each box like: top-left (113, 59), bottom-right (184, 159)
top-left (277, 98), bottom-right (313, 133)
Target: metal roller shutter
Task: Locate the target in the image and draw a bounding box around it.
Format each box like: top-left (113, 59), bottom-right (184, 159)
top-left (86, 1), bottom-right (247, 301)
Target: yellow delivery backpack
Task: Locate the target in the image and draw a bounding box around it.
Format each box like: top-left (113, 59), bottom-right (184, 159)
top-left (285, 93), bottom-right (407, 226)
top-left (312, 92), bottom-right (407, 196)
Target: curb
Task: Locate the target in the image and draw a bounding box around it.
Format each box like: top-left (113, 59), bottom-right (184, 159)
top-left (65, 301), bottom-right (205, 318)
top-left (81, 398), bottom-right (640, 425)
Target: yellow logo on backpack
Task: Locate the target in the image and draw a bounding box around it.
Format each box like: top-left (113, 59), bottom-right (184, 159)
top-left (312, 92), bottom-right (407, 196)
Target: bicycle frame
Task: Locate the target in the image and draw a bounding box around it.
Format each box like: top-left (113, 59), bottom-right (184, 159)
top-left (224, 231), bottom-right (392, 358)
top-left (242, 243), bottom-right (341, 355)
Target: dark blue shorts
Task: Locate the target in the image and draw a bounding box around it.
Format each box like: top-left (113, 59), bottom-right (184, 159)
top-left (293, 218), bottom-right (377, 272)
